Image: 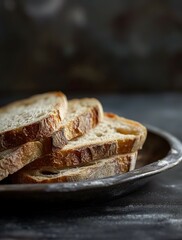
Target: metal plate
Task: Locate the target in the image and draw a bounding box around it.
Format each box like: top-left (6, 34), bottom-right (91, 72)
top-left (0, 125), bottom-right (181, 204)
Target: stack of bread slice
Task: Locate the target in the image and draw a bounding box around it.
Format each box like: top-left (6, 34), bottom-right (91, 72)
top-left (0, 92), bottom-right (147, 184)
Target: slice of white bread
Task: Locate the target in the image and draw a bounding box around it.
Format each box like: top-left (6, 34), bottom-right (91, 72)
top-left (17, 113), bottom-right (146, 171)
top-left (0, 142), bottom-right (43, 181)
top-left (0, 92), bottom-right (67, 152)
top-left (11, 152), bottom-right (138, 183)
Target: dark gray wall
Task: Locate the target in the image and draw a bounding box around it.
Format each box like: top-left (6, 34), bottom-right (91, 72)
top-left (0, 0), bottom-right (181, 93)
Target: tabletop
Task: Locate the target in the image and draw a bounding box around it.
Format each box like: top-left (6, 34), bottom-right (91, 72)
top-left (0, 92), bottom-right (182, 240)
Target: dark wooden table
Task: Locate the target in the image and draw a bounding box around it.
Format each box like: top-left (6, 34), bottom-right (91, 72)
top-left (0, 92), bottom-right (182, 240)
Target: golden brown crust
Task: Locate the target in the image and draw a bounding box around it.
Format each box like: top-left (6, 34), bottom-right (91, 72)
top-left (16, 139), bottom-right (137, 171)
top-left (0, 141), bottom-right (43, 181)
top-left (0, 92), bottom-right (67, 152)
top-left (11, 152), bottom-right (137, 184)
top-left (35, 99), bottom-right (103, 152)
top-left (51, 103), bottom-right (103, 149)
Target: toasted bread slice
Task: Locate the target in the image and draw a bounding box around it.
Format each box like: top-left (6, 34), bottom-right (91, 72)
top-left (12, 152), bottom-right (137, 183)
top-left (19, 113), bottom-right (146, 170)
top-left (0, 92), bottom-right (67, 151)
top-left (0, 142), bottom-right (43, 181)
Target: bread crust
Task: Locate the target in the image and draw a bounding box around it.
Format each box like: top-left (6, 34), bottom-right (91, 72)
top-left (11, 152), bottom-right (137, 183)
top-left (0, 141), bottom-right (43, 181)
top-left (19, 112), bottom-right (146, 170)
top-left (20, 140), bottom-right (137, 171)
top-left (51, 100), bottom-right (103, 149)
top-left (0, 92), bottom-right (67, 152)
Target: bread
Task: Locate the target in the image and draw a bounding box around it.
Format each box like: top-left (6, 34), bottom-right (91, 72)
top-left (17, 112), bottom-right (146, 170)
top-left (0, 92), bottom-right (147, 184)
top-left (0, 92), bottom-right (67, 152)
top-left (50, 98), bottom-right (103, 149)
top-left (0, 141), bottom-right (43, 181)
top-left (0, 98), bottom-right (103, 180)
top-left (11, 152), bottom-right (137, 183)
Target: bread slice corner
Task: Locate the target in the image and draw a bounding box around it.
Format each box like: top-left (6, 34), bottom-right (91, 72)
top-left (0, 91), bottom-right (68, 151)
top-left (0, 141), bottom-right (43, 181)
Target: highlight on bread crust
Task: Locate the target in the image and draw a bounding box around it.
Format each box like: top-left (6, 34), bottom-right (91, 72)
top-left (0, 92), bottom-right (68, 152)
top-left (11, 152), bottom-right (138, 184)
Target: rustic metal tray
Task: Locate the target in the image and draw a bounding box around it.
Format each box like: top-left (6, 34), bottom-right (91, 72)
top-left (0, 125), bottom-right (181, 204)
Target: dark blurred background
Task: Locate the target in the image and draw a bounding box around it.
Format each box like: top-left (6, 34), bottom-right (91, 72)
top-left (0, 0), bottom-right (181, 95)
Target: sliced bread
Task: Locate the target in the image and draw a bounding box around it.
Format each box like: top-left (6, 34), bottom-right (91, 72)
top-left (0, 92), bottom-right (67, 151)
top-left (50, 98), bottom-right (103, 149)
top-left (0, 141), bottom-right (43, 181)
top-left (0, 98), bottom-right (103, 181)
top-left (11, 152), bottom-right (138, 183)
top-left (18, 113), bottom-right (146, 170)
